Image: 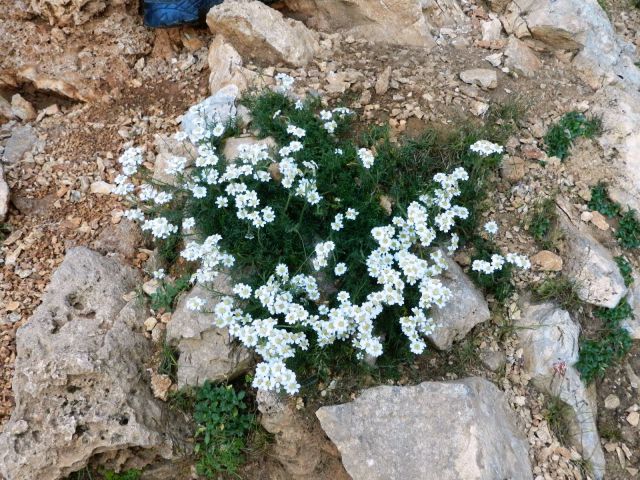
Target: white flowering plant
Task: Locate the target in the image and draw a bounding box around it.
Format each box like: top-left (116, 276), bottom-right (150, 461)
top-left (115, 84), bottom-right (528, 395)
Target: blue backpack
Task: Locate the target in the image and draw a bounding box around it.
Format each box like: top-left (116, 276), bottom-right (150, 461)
top-left (143, 0), bottom-right (278, 28)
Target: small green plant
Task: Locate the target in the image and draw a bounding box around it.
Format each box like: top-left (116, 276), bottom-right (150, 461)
top-left (588, 183), bottom-right (620, 218)
top-left (616, 209), bottom-right (640, 249)
top-left (529, 197), bottom-right (559, 249)
top-left (544, 111), bottom-right (602, 160)
top-left (150, 275), bottom-right (191, 312)
top-left (193, 383), bottom-right (254, 478)
top-left (576, 300), bottom-right (633, 383)
top-left (615, 256), bottom-right (634, 287)
top-left (103, 470), bottom-right (142, 480)
top-left (469, 238), bottom-right (514, 303)
top-left (158, 343), bottom-right (179, 381)
top-left (533, 277), bottom-right (582, 312)
top-left (543, 395), bottom-right (572, 445)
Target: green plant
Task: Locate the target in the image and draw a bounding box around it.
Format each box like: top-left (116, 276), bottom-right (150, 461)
top-left (529, 197), bottom-right (559, 249)
top-left (150, 275), bottom-right (191, 312)
top-left (158, 343), bottom-right (179, 381)
top-left (544, 111), bottom-right (602, 160)
top-left (193, 383), bottom-right (254, 477)
top-left (468, 238), bottom-right (514, 303)
top-left (588, 183), bottom-right (620, 218)
top-left (543, 395), bottom-right (572, 445)
top-left (533, 277), bottom-right (582, 312)
top-left (103, 470), bottom-right (142, 480)
top-left (615, 256), bottom-right (634, 287)
top-left (616, 209), bottom-right (640, 249)
top-left (576, 300), bottom-right (633, 383)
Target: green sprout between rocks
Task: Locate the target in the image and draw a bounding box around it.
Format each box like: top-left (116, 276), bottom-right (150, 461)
top-left (533, 276), bottom-right (582, 313)
top-left (529, 197), bottom-right (559, 250)
top-left (576, 300), bottom-right (633, 383)
top-left (588, 183), bottom-right (640, 249)
top-left (615, 256), bottom-right (634, 287)
top-left (544, 111), bottom-right (602, 160)
top-left (588, 182), bottom-right (620, 218)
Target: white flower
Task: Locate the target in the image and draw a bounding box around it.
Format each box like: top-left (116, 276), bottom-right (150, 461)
top-left (324, 120), bottom-right (337, 133)
top-left (335, 148), bottom-right (343, 155)
top-left (334, 263), bottom-right (347, 276)
top-left (295, 100), bottom-right (304, 110)
top-left (216, 196), bottom-right (229, 208)
top-left (233, 283), bottom-right (253, 299)
top-left (484, 221), bottom-right (499, 235)
top-left (275, 73), bottom-right (295, 92)
top-left (164, 156), bottom-right (187, 176)
top-left (358, 148), bottom-right (375, 169)
top-left (191, 185), bottom-right (207, 198)
top-left (141, 217), bottom-right (178, 239)
top-left (272, 109), bottom-right (281, 119)
top-left (212, 123), bottom-right (225, 137)
top-left (154, 191), bottom-right (173, 205)
top-left (153, 269), bottom-right (166, 280)
top-left (123, 208), bottom-right (144, 221)
top-left (287, 125), bottom-right (306, 138)
top-left (345, 208), bottom-right (359, 220)
top-left (186, 296), bottom-right (206, 312)
top-left (182, 217), bottom-right (196, 231)
top-left (331, 213), bottom-right (344, 231)
top-left (469, 140), bottom-right (504, 157)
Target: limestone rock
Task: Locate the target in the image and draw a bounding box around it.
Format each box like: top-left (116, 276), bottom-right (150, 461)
top-left (325, 69), bottom-right (365, 94)
top-left (166, 280), bottom-right (252, 388)
top-left (29, 0), bottom-right (121, 26)
top-left (531, 250), bottom-right (563, 272)
top-left (500, 155), bottom-right (525, 182)
top-left (429, 254), bottom-right (491, 350)
top-left (481, 18), bottom-right (503, 42)
top-left (152, 132), bottom-right (198, 186)
top-left (375, 66), bottom-right (392, 95)
top-left (93, 219), bottom-right (144, 260)
top-left (0, 164), bottom-right (8, 222)
top-left (2, 124), bottom-right (36, 164)
top-left (208, 35), bottom-right (257, 96)
top-left (283, 0), bottom-right (437, 48)
top-left (207, 1), bottom-right (319, 67)
top-left (504, 35), bottom-right (541, 77)
top-left (180, 84), bottom-right (238, 144)
top-left (459, 68), bottom-right (498, 89)
top-left (223, 136), bottom-right (276, 160)
top-left (557, 198), bottom-right (626, 308)
top-left (623, 272), bottom-right (640, 340)
top-left (0, 247), bottom-right (191, 480)
top-left (10, 94), bottom-right (36, 121)
top-left (0, 95), bottom-right (12, 119)
top-left (258, 391), bottom-right (349, 479)
top-left (517, 301), bottom-right (605, 478)
top-left (316, 377), bottom-right (532, 480)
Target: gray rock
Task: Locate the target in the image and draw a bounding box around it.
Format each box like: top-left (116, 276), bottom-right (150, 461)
top-left (459, 68), bottom-right (498, 89)
top-left (429, 254), bottom-right (491, 350)
top-left (556, 198), bottom-right (627, 308)
top-left (166, 279), bottom-right (252, 388)
top-left (151, 132), bottom-right (197, 186)
top-left (2, 124), bottom-right (36, 164)
top-left (517, 301), bottom-right (605, 479)
top-left (480, 349), bottom-right (506, 372)
top-left (504, 35), bottom-right (542, 77)
top-left (0, 164), bottom-right (8, 221)
top-left (316, 377), bottom-right (532, 480)
top-left (93, 219), bottom-right (144, 260)
top-left (0, 247), bottom-right (191, 480)
top-left (180, 85), bottom-right (238, 142)
top-left (11, 94), bottom-right (36, 122)
top-left (623, 272), bottom-right (640, 340)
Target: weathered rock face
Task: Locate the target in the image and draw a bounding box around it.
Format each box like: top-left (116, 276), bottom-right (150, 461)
top-left (29, 0), bottom-right (129, 26)
top-left (257, 391), bottom-right (349, 480)
top-left (283, 0), bottom-right (437, 48)
top-left (0, 247), bottom-right (191, 480)
top-left (459, 68), bottom-right (498, 89)
top-left (93, 219), bottom-right (144, 261)
top-left (0, 164), bottom-right (8, 221)
top-left (207, 0), bottom-right (319, 67)
top-left (166, 280), bottom-right (252, 388)
top-left (623, 272), bottom-right (640, 340)
top-left (180, 84), bottom-right (238, 141)
top-left (517, 301), bottom-right (605, 479)
top-left (2, 124), bottom-right (36, 164)
top-left (556, 198), bottom-right (626, 309)
top-left (208, 35), bottom-right (256, 96)
top-left (504, 35), bottom-right (541, 77)
top-left (429, 254), bottom-right (490, 350)
top-left (316, 377), bottom-right (532, 480)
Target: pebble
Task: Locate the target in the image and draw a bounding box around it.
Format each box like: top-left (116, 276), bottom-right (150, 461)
top-left (626, 411), bottom-right (639, 427)
top-left (604, 394), bottom-right (620, 410)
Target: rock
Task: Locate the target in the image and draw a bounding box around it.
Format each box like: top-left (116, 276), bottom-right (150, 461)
top-left (2, 124), bottom-right (36, 164)
top-left (283, 0), bottom-right (438, 48)
top-left (589, 210), bottom-right (609, 231)
top-left (604, 394), bottom-right (621, 410)
top-left (208, 35), bottom-right (257, 96)
top-left (480, 349), bottom-right (506, 372)
top-left (557, 198), bottom-right (626, 308)
top-left (0, 164), bottom-right (9, 222)
top-left (504, 36), bottom-right (541, 78)
top-left (10, 94), bottom-right (36, 121)
top-left (0, 248), bottom-right (191, 480)
top-left (429, 254), bottom-right (491, 350)
top-left (257, 390), bottom-right (348, 479)
top-left (470, 100), bottom-right (489, 117)
top-left (144, 317), bottom-right (158, 331)
top-left (150, 372), bottom-right (172, 401)
top-left (89, 180), bottom-right (113, 194)
top-left (93, 219), bottom-right (144, 260)
top-left (29, 0), bottom-right (114, 26)
top-left (459, 68), bottom-right (498, 89)
top-left (316, 377), bottom-right (532, 480)
top-left (531, 250), bottom-right (563, 272)
top-left (375, 66), bottom-right (392, 95)
top-left (485, 52), bottom-right (503, 67)
top-left (181, 84), bottom-right (238, 142)
top-left (166, 280), bottom-right (252, 388)
top-left (223, 136), bottom-right (276, 160)
top-left (152, 132), bottom-right (198, 186)
top-left (623, 272), bottom-right (640, 340)
top-left (0, 95), bottom-right (13, 119)
top-left (517, 301), bottom-right (605, 479)
top-left (627, 411), bottom-right (640, 427)
top-left (207, 0), bottom-right (319, 67)
top-left (481, 18), bottom-right (503, 42)
top-left (500, 155), bottom-right (525, 182)
top-left (142, 278), bottom-right (160, 296)
top-left (325, 69), bottom-right (365, 94)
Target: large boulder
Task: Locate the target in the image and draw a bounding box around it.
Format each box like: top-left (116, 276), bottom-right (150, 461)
top-left (166, 279), bottom-right (252, 388)
top-left (0, 247), bottom-right (191, 480)
top-left (556, 198), bottom-right (626, 309)
top-left (517, 301), bottom-right (605, 479)
top-left (316, 377), bottom-right (532, 480)
top-left (207, 0), bottom-right (320, 67)
top-left (429, 254), bottom-right (490, 350)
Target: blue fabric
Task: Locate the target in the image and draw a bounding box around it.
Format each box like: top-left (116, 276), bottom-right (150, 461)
top-left (143, 0), bottom-right (225, 28)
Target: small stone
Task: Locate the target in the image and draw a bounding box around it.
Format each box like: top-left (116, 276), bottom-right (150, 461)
top-left (143, 279), bottom-right (160, 296)
top-left (531, 251), bottom-right (563, 271)
top-left (470, 101), bottom-right (490, 117)
top-left (604, 394), bottom-right (621, 410)
top-left (459, 69), bottom-right (498, 89)
top-left (589, 211), bottom-right (609, 230)
top-left (500, 156), bottom-right (525, 182)
top-left (89, 181), bottom-right (113, 195)
top-left (626, 411), bottom-right (639, 427)
top-left (150, 372), bottom-right (172, 401)
top-left (485, 52), bottom-right (503, 67)
top-left (144, 317), bottom-right (158, 331)
top-left (11, 94), bottom-right (37, 121)
top-left (480, 350), bottom-right (506, 372)
top-left (580, 211), bottom-right (593, 222)
top-left (375, 66), bottom-right (392, 95)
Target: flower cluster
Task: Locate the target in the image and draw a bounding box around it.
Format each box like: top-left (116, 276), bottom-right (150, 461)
top-left (469, 140), bottom-right (504, 157)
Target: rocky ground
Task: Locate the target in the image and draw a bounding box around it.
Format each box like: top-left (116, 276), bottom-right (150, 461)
top-left (2, 0), bottom-right (640, 479)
